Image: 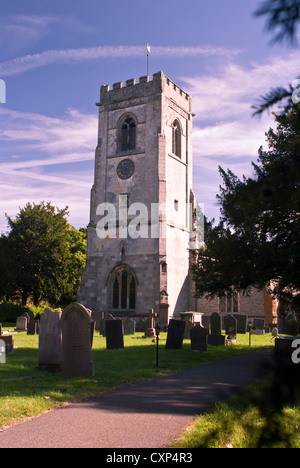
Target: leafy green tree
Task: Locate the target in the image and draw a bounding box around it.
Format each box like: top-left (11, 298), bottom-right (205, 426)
top-left (2, 202), bottom-right (86, 306)
top-left (192, 104), bottom-right (300, 313)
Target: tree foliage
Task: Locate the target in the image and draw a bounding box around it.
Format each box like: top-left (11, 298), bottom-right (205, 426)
top-left (192, 104), bottom-right (300, 314)
top-left (0, 202), bottom-right (86, 307)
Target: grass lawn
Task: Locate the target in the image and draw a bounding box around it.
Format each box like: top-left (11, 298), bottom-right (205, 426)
top-left (0, 324), bottom-right (274, 431)
top-left (172, 373), bottom-right (300, 448)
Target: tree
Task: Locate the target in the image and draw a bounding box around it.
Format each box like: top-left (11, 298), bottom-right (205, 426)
top-left (2, 202), bottom-right (86, 306)
top-left (192, 103), bottom-right (300, 314)
top-left (254, 0), bottom-right (300, 45)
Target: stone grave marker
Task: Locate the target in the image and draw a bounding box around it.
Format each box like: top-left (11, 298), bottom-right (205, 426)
top-left (210, 312), bottom-right (222, 335)
top-left (0, 335), bottom-right (14, 354)
top-left (105, 319), bottom-right (124, 349)
top-left (183, 320), bottom-right (194, 340)
top-left (253, 318), bottom-right (265, 330)
top-left (202, 315), bottom-right (210, 330)
top-left (38, 309), bottom-right (62, 370)
top-left (27, 320), bottom-right (39, 335)
top-left (165, 319), bottom-right (185, 350)
top-left (235, 314), bottom-right (247, 334)
top-left (208, 334), bottom-right (225, 346)
top-left (0, 339), bottom-right (6, 364)
top-left (61, 303), bottom-right (94, 377)
top-left (144, 309), bottom-right (157, 338)
top-left (15, 316), bottom-right (27, 332)
top-left (190, 326), bottom-right (207, 351)
top-left (123, 317), bottom-right (135, 335)
top-left (224, 314), bottom-right (237, 336)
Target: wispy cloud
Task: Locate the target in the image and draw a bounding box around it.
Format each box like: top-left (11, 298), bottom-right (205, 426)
top-left (181, 51), bottom-right (300, 221)
top-left (0, 44), bottom-right (240, 76)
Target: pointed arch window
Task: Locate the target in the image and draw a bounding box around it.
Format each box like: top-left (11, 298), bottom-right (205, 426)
top-left (121, 118), bottom-right (136, 151)
top-left (110, 266), bottom-right (136, 310)
top-left (172, 120), bottom-right (181, 158)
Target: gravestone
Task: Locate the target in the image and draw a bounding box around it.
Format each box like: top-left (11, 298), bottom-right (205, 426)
top-left (0, 335), bottom-right (14, 354)
top-left (144, 309), bottom-right (157, 338)
top-left (90, 320), bottom-right (96, 348)
top-left (224, 314), bottom-right (237, 336)
top-left (165, 319), bottom-right (185, 350)
top-left (136, 318), bottom-right (148, 333)
top-left (61, 303), bottom-right (94, 377)
top-left (92, 311), bottom-right (104, 331)
top-left (208, 334), bottom-right (226, 346)
top-left (0, 339), bottom-right (6, 364)
top-left (27, 320), bottom-right (39, 335)
top-left (210, 312), bottom-right (222, 335)
top-left (123, 317), bottom-right (135, 335)
top-left (253, 318), bottom-right (264, 330)
top-left (15, 316), bottom-right (27, 332)
top-left (38, 309), bottom-right (62, 370)
top-left (183, 320), bottom-right (194, 340)
top-left (235, 314), bottom-right (248, 334)
top-left (105, 319), bottom-right (124, 349)
top-left (202, 315), bottom-right (210, 330)
top-left (190, 326), bottom-right (207, 351)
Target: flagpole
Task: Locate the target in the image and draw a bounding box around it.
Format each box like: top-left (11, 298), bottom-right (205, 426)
top-left (147, 44), bottom-right (150, 76)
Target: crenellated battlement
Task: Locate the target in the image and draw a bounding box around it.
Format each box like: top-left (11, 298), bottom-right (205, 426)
top-left (99, 71), bottom-right (191, 111)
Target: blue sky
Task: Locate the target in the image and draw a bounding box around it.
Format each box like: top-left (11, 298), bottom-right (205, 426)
top-left (0, 0), bottom-right (299, 233)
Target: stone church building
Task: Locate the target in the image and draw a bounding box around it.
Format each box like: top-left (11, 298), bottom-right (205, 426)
top-left (78, 71), bottom-right (277, 327)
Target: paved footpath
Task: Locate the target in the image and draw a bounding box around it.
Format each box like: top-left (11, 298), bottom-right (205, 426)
top-left (0, 349), bottom-right (273, 448)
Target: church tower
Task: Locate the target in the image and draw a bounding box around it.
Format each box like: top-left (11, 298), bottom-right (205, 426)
top-left (78, 72), bottom-right (195, 322)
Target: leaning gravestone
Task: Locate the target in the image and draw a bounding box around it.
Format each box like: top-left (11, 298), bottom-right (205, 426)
top-left (38, 309), bottom-right (62, 370)
top-left (210, 312), bottom-right (222, 335)
top-left (190, 326), bottom-right (207, 351)
top-left (0, 339), bottom-right (6, 364)
top-left (105, 319), bottom-right (124, 349)
top-left (166, 319), bottom-right (185, 350)
top-left (61, 303), bottom-right (95, 377)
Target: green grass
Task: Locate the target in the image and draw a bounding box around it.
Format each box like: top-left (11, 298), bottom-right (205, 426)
top-left (172, 374), bottom-right (300, 448)
top-left (0, 324), bottom-right (274, 430)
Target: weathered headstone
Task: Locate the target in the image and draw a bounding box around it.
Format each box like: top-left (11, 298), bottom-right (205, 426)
top-left (183, 320), bottom-right (194, 340)
top-left (253, 318), bottom-right (264, 330)
top-left (27, 320), bottom-right (39, 335)
top-left (165, 319), bottom-right (185, 350)
top-left (224, 314), bottom-right (237, 336)
top-left (210, 312), bottom-right (222, 335)
top-left (0, 339), bottom-right (6, 364)
top-left (105, 319), bottom-right (124, 349)
top-left (61, 303), bottom-right (94, 377)
top-left (235, 314), bottom-right (248, 334)
top-left (38, 309), bottom-right (62, 370)
top-left (0, 335), bottom-right (14, 354)
top-left (190, 326), bottom-right (207, 351)
top-left (202, 315), bottom-right (210, 330)
top-left (15, 316), bottom-right (27, 332)
top-left (208, 334), bottom-right (226, 346)
top-left (123, 317), bottom-right (135, 335)
top-left (144, 309), bottom-right (157, 338)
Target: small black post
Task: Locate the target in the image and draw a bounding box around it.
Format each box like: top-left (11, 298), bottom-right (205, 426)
top-left (155, 323), bottom-right (160, 368)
